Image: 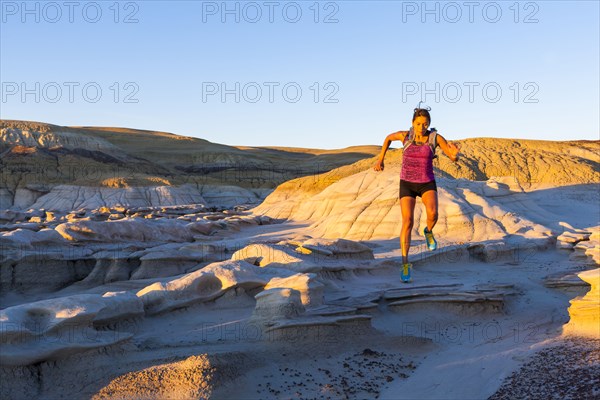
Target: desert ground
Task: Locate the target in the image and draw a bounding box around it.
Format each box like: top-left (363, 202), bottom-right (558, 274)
top-left (1, 120), bottom-right (598, 399)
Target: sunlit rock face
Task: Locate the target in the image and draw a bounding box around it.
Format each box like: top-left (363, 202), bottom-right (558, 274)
top-left (254, 170), bottom-right (555, 244)
top-left (559, 226), bottom-right (600, 339)
top-left (92, 354), bottom-right (230, 400)
top-left (562, 268), bottom-right (600, 339)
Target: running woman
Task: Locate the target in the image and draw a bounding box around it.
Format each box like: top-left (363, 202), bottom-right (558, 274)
top-left (373, 104), bottom-right (460, 282)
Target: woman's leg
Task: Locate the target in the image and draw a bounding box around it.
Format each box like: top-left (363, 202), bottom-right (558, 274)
top-left (421, 189), bottom-right (439, 232)
top-left (400, 196), bottom-right (416, 264)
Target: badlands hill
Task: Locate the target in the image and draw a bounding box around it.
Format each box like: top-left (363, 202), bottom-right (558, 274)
top-left (257, 137), bottom-right (599, 200)
top-left (253, 138), bottom-right (600, 226)
top-left (0, 120), bottom-right (380, 210)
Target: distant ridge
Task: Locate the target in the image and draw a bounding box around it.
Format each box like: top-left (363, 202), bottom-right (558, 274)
top-left (0, 119), bottom-right (381, 209)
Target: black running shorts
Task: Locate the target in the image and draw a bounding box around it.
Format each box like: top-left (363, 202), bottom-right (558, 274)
top-left (399, 179), bottom-right (437, 199)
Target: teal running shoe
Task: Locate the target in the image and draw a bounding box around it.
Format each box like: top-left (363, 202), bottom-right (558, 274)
top-left (424, 227), bottom-right (437, 251)
top-left (401, 263), bottom-right (412, 283)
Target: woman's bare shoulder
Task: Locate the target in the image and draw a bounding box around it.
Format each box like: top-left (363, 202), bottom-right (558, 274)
top-left (388, 130), bottom-right (409, 141)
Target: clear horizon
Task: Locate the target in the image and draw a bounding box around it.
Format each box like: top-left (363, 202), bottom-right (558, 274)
top-left (1, 0), bottom-right (599, 148)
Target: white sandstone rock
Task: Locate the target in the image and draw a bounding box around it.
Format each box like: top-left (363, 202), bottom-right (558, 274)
top-left (253, 172), bottom-right (552, 244)
top-left (95, 291), bottom-right (145, 325)
top-left (300, 238), bottom-right (374, 260)
top-left (252, 287), bottom-right (305, 322)
top-left (29, 184), bottom-right (208, 211)
top-left (136, 259), bottom-right (296, 315)
top-left (557, 231), bottom-right (590, 244)
top-left (264, 273), bottom-right (324, 307)
top-left (231, 243), bottom-right (316, 272)
top-left (199, 185), bottom-right (260, 208)
top-left (55, 218), bottom-right (195, 242)
top-left (0, 293), bottom-right (142, 366)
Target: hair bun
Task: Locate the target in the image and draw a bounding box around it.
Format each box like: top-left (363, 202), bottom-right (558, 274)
top-left (414, 101), bottom-right (432, 112)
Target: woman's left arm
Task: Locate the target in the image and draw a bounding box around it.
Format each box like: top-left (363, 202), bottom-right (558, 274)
top-left (437, 134), bottom-right (460, 162)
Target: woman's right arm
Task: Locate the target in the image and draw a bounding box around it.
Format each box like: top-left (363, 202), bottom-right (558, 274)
top-left (374, 131), bottom-right (408, 171)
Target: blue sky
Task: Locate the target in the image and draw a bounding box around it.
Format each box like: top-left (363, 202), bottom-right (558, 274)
top-left (1, 0), bottom-right (598, 148)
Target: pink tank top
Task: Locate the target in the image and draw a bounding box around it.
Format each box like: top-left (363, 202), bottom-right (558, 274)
top-left (400, 133), bottom-right (436, 183)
